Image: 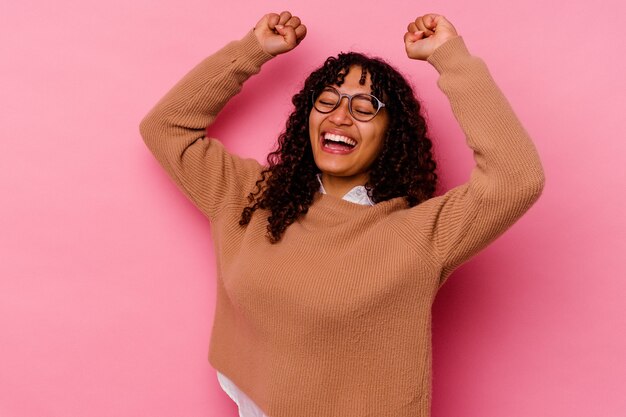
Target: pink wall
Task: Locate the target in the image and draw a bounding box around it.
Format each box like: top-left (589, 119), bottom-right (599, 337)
top-left (1, 0), bottom-right (624, 416)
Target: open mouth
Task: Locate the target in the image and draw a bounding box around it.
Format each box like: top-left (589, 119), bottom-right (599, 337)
top-left (321, 132), bottom-right (357, 153)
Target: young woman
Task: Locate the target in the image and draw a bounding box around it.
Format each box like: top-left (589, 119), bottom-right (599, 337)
top-left (140, 11), bottom-right (545, 417)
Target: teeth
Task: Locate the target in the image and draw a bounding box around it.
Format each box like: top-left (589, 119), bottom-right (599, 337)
top-left (323, 133), bottom-right (357, 147)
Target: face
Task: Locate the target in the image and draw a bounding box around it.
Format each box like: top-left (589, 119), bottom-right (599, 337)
top-left (308, 66), bottom-right (389, 191)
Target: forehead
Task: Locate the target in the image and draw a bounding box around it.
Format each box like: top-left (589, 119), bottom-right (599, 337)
top-left (332, 65), bottom-right (373, 93)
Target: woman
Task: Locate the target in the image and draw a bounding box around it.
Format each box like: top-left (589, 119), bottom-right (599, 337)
top-left (140, 11), bottom-right (545, 417)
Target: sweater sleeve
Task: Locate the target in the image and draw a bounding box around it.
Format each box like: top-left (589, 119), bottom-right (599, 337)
top-left (139, 30), bottom-right (274, 220)
top-left (405, 37), bottom-right (545, 287)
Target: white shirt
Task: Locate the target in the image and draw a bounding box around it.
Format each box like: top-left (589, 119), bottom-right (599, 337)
top-left (217, 176), bottom-right (374, 417)
top-left (315, 174), bottom-right (374, 206)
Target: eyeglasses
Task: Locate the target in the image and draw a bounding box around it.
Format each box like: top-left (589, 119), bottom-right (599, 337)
top-left (311, 86), bottom-right (386, 122)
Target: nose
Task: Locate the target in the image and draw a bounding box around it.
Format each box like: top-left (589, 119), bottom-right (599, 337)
top-left (328, 96), bottom-right (353, 126)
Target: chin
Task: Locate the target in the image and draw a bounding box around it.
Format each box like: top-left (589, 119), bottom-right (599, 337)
top-left (314, 159), bottom-right (353, 177)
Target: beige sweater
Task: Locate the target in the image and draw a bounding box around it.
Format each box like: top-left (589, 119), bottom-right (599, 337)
top-left (139, 30), bottom-right (545, 417)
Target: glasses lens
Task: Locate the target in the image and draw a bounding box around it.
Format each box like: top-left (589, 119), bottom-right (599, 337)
top-left (314, 89), bottom-right (340, 113)
top-left (351, 95), bottom-right (379, 122)
top-left (313, 88), bottom-right (382, 122)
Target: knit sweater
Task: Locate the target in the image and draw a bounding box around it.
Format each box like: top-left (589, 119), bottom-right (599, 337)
top-left (139, 30), bottom-right (545, 417)
top-left (217, 181), bottom-right (373, 417)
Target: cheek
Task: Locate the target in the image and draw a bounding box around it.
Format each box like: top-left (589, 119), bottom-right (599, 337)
top-left (308, 113), bottom-right (323, 146)
top-left (373, 120), bottom-right (390, 149)
top-left (363, 127), bottom-right (388, 162)
top-left (363, 125), bottom-right (387, 149)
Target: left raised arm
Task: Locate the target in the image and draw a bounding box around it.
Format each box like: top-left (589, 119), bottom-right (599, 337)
top-left (401, 14), bottom-right (545, 286)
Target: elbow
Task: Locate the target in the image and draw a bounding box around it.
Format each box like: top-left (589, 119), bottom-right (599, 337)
top-left (139, 113), bottom-right (163, 150)
top-left (507, 150), bottom-right (546, 203)
top-left (533, 165), bottom-right (546, 197)
top-left (526, 160), bottom-right (546, 201)
top-left (523, 175), bottom-right (544, 207)
top-left (139, 114), bottom-right (154, 142)
top-left (512, 163), bottom-right (546, 208)
top-left (483, 163), bottom-right (546, 212)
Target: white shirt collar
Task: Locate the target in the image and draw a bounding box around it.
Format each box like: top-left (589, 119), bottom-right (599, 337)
top-left (316, 174), bottom-right (375, 206)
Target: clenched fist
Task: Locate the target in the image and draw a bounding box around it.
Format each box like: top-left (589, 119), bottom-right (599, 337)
top-left (254, 11), bottom-right (307, 56)
top-left (404, 14), bottom-right (458, 60)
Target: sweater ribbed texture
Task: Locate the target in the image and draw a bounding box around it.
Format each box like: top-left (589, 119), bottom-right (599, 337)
top-left (139, 30), bottom-right (545, 417)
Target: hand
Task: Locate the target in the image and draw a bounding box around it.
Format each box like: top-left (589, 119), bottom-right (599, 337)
top-left (404, 14), bottom-right (458, 61)
top-left (254, 11), bottom-right (307, 56)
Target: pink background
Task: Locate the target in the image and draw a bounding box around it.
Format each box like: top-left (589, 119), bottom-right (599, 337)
top-left (1, 0), bottom-right (624, 416)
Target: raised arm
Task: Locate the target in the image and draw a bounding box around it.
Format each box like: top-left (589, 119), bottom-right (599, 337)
top-left (139, 12), bottom-right (306, 220)
top-left (402, 14), bottom-right (545, 286)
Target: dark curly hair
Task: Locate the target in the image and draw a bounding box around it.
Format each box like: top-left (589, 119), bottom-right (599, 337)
top-left (239, 52), bottom-right (438, 243)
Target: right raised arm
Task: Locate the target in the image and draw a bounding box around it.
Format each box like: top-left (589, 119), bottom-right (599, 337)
top-left (139, 12), bottom-right (306, 220)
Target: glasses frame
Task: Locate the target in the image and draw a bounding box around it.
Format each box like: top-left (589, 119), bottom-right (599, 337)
top-left (311, 86), bottom-right (386, 122)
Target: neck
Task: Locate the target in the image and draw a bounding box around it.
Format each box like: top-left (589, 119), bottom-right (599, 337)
top-left (320, 172), bottom-right (368, 198)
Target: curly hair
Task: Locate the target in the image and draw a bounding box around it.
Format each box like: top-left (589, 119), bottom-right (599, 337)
top-left (239, 52), bottom-right (438, 243)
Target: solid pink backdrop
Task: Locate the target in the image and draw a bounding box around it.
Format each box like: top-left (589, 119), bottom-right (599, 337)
top-left (1, 1), bottom-right (624, 416)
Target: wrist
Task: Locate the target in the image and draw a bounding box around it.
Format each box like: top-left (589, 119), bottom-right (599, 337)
top-left (426, 36), bottom-right (470, 73)
top-left (240, 29), bottom-right (276, 64)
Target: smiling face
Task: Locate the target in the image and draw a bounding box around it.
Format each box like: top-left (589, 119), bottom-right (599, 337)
top-left (308, 65), bottom-right (389, 195)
